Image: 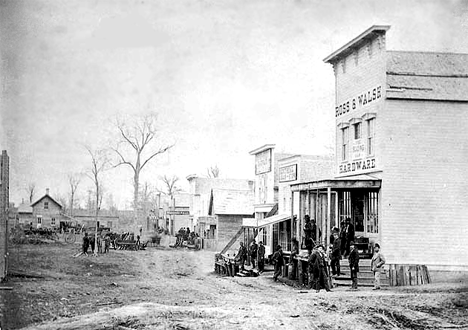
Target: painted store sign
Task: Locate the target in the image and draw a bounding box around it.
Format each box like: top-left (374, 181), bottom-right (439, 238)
top-left (255, 149), bottom-right (272, 175)
top-left (335, 85), bottom-right (382, 118)
top-left (279, 164), bottom-right (298, 182)
top-left (338, 158), bottom-right (376, 175)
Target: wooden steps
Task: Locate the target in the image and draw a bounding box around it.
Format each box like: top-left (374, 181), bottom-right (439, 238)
top-left (333, 258), bottom-right (389, 287)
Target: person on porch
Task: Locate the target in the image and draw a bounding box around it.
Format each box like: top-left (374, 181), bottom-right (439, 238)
top-left (235, 242), bottom-right (247, 271)
top-left (343, 217), bottom-right (355, 257)
top-left (303, 215), bottom-right (313, 254)
top-left (330, 231), bottom-right (342, 278)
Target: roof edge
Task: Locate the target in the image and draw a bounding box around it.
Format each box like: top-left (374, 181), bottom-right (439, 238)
top-left (323, 25), bottom-right (391, 64)
top-left (249, 144), bottom-right (276, 155)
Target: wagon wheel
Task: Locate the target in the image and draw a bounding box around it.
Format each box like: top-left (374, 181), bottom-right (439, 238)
top-left (65, 233), bottom-right (76, 244)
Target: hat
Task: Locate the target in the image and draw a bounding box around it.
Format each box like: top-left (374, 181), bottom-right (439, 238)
top-left (374, 243), bottom-right (380, 249)
top-left (349, 241), bottom-right (355, 246)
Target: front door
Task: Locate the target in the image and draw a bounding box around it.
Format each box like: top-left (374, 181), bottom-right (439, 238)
top-left (351, 190), bottom-right (365, 236)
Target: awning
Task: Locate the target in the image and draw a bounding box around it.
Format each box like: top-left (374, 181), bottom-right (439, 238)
top-left (243, 213), bottom-right (295, 228)
top-left (290, 176), bottom-right (381, 192)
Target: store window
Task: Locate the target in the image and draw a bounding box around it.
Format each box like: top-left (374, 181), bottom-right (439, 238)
top-left (366, 192), bottom-right (379, 233)
top-left (342, 127), bottom-right (349, 161)
top-left (367, 118), bottom-right (375, 155)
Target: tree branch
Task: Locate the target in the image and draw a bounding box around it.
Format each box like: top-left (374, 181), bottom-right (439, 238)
top-left (140, 144), bottom-right (174, 171)
top-left (111, 147), bottom-right (136, 171)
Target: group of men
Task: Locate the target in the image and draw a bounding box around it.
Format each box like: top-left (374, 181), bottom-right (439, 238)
top-left (233, 215), bottom-right (386, 291)
top-left (234, 240), bottom-right (266, 273)
top-left (81, 232), bottom-right (111, 256)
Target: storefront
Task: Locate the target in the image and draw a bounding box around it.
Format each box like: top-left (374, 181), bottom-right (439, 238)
top-left (289, 25), bottom-right (468, 269)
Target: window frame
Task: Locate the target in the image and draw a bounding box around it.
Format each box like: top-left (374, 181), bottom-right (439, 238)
top-left (341, 127), bottom-right (349, 161)
top-left (44, 201), bottom-right (49, 210)
top-left (367, 118), bottom-right (375, 156)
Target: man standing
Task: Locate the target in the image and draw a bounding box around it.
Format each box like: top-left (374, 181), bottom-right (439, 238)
top-left (289, 237), bottom-right (299, 280)
top-left (310, 245), bottom-right (331, 293)
top-left (249, 240), bottom-right (258, 269)
top-left (371, 243), bottom-right (386, 290)
top-left (344, 218), bottom-right (355, 256)
top-left (235, 242), bottom-right (247, 271)
top-left (303, 215), bottom-right (313, 254)
top-left (272, 244), bottom-right (284, 282)
top-left (257, 241), bottom-right (265, 273)
top-left (330, 232), bottom-right (341, 278)
top-left (348, 241), bottom-right (360, 290)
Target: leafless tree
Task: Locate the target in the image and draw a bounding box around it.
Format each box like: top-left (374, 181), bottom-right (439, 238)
top-left (111, 114), bottom-right (173, 232)
top-left (159, 175), bottom-right (182, 198)
top-left (68, 174), bottom-right (81, 217)
top-left (84, 146), bottom-right (109, 255)
top-left (206, 165), bottom-right (220, 178)
top-left (25, 183), bottom-right (36, 204)
top-left (56, 194), bottom-right (68, 214)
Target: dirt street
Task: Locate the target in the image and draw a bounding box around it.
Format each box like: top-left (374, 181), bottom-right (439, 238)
top-left (1, 241), bottom-right (467, 330)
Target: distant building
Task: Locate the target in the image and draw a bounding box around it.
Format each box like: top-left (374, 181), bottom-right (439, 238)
top-left (247, 144), bottom-right (334, 255)
top-left (19, 188), bottom-right (69, 229)
top-left (187, 175), bottom-right (254, 250)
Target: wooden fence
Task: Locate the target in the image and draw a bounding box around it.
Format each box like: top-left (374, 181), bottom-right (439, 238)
top-left (387, 264), bottom-right (431, 286)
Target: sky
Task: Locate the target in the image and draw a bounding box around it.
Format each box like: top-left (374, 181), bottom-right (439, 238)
top-left (1, 0), bottom-right (467, 209)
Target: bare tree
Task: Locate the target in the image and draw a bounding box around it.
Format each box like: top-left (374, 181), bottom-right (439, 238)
top-left (25, 183), bottom-right (36, 204)
top-left (159, 175), bottom-right (182, 198)
top-left (206, 165), bottom-right (220, 178)
top-left (56, 194), bottom-right (68, 214)
top-left (68, 174), bottom-right (81, 217)
top-left (111, 114), bottom-right (173, 233)
top-left (84, 146), bottom-right (109, 255)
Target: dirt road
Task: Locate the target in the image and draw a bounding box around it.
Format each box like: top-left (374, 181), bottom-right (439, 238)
top-left (2, 242), bottom-right (468, 329)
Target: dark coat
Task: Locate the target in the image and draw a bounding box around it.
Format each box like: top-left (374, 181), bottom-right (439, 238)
top-left (257, 244), bottom-right (265, 259)
top-left (250, 243), bottom-right (258, 258)
top-left (346, 223), bottom-right (355, 242)
top-left (348, 248), bottom-right (360, 272)
top-left (331, 238), bottom-right (341, 259)
top-left (272, 250), bottom-right (284, 266)
top-left (307, 250), bottom-right (326, 274)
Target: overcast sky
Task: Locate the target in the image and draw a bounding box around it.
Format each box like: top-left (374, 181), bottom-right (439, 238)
top-left (1, 0), bottom-right (467, 208)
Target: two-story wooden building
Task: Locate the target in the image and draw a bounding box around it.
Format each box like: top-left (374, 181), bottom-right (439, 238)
top-left (291, 25), bottom-right (468, 271)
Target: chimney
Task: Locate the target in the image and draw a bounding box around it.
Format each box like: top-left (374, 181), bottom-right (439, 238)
top-left (46, 188), bottom-right (50, 195)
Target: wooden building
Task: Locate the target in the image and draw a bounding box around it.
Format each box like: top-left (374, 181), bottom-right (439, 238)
top-left (290, 25), bottom-right (468, 271)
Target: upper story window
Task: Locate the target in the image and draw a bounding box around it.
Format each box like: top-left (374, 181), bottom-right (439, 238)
top-left (342, 127), bottom-right (349, 161)
top-left (44, 201), bottom-right (49, 210)
top-left (354, 122), bottom-right (362, 140)
top-left (367, 118), bottom-right (375, 155)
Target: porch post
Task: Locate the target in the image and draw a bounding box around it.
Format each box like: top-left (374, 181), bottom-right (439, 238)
top-left (291, 190), bottom-right (295, 243)
top-left (327, 187), bottom-right (331, 247)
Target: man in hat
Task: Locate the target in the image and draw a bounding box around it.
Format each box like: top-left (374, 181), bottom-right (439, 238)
top-left (235, 242), bottom-right (247, 271)
top-left (249, 240), bottom-right (258, 269)
top-left (272, 244), bottom-right (284, 282)
top-left (348, 241), bottom-right (360, 289)
top-left (257, 241), bottom-right (266, 273)
top-left (344, 218), bottom-right (355, 256)
top-left (330, 231), bottom-right (342, 278)
top-left (309, 244), bottom-right (331, 292)
top-left (371, 243), bottom-right (386, 290)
